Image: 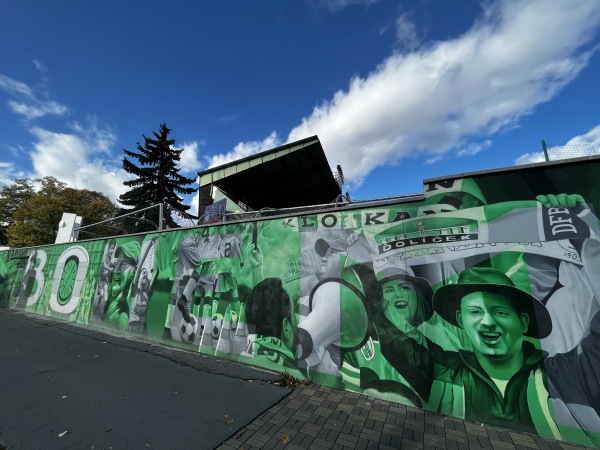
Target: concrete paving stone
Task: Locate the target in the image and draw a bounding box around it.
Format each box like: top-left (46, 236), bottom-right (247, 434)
top-left (402, 439), bottom-right (426, 450)
top-left (259, 421), bottom-right (279, 435)
top-left (216, 444), bottom-right (238, 450)
top-left (406, 418), bottom-right (426, 432)
top-left (315, 407), bottom-right (334, 417)
top-left (511, 438), bottom-right (539, 449)
top-left (532, 439), bottom-right (553, 450)
top-left (268, 416), bottom-right (288, 427)
top-left (446, 434), bottom-right (469, 445)
top-left (391, 403), bottom-right (408, 414)
top-left (360, 430), bottom-right (382, 442)
top-left (453, 421), bottom-right (467, 432)
top-left (336, 411), bottom-right (350, 422)
top-left (284, 444), bottom-right (307, 450)
top-left (314, 414), bottom-right (329, 427)
top-left (324, 420), bottom-right (345, 431)
top-left (446, 429), bottom-right (468, 439)
top-left (236, 427), bottom-right (256, 442)
top-left (300, 423), bottom-right (322, 437)
top-left (253, 432), bottom-right (273, 443)
top-left (367, 410), bottom-right (387, 422)
top-left (259, 437), bottom-right (279, 450)
top-left (379, 445), bottom-right (399, 450)
top-left (310, 442), bottom-right (334, 450)
top-left (425, 432), bottom-right (448, 445)
top-left (537, 439), bottom-right (563, 450)
top-left (478, 435), bottom-right (494, 449)
top-left (355, 437), bottom-right (370, 450)
top-left (338, 433), bottom-right (358, 444)
top-left (245, 436), bottom-right (268, 448)
top-left (557, 446), bottom-right (585, 450)
top-left (248, 422), bottom-right (263, 431)
top-left (379, 432), bottom-right (392, 446)
top-left (346, 415), bottom-right (366, 427)
top-left (336, 436), bottom-right (358, 449)
top-left (336, 403), bottom-right (354, 414)
top-left (490, 438), bottom-right (517, 449)
top-left (426, 416), bottom-right (446, 426)
top-left (497, 429), bottom-right (515, 443)
top-left (508, 433), bottom-right (536, 443)
top-left (465, 423), bottom-right (487, 436)
top-left (298, 432), bottom-right (316, 448)
top-left (341, 422), bottom-right (353, 435)
top-left (424, 437), bottom-right (448, 449)
top-left (383, 422), bottom-right (403, 435)
top-left (326, 429), bottom-right (341, 443)
top-left (292, 411), bottom-right (312, 421)
top-left (390, 434), bottom-right (404, 447)
top-left (468, 433), bottom-right (483, 446)
top-left (223, 438), bottom-right (245, 448)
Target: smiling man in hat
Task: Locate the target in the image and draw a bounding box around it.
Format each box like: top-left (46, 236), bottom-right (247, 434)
top-left (425, 266), bottom-right (600, 446)
top-left (429, 267), bottom-right (555, 433)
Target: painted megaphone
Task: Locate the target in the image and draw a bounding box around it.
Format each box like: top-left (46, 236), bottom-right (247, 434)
top-left (297, 278), bottom-right (370, 367)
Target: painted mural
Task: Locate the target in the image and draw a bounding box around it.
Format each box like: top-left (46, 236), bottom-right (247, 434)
top-left (2, 160), bottom-right (600, 447)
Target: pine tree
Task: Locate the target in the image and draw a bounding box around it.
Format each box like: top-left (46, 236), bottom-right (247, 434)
top-left (119, 123), bottom-right (196, 230)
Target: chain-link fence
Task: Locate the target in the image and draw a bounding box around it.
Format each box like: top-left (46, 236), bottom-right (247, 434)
top-left (544, 143), bottom-right (600, 161)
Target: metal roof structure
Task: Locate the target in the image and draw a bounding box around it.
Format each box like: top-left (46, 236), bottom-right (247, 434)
top-left (197, 136), bottom-right (342, 210)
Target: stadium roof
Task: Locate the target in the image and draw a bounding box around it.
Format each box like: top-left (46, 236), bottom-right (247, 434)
top-left (197, 136), bottom-right (342, 210)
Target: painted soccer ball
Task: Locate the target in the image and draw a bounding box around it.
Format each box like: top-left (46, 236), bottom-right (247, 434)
top-left (180, 315), bottom-right (198, 343)
top-left (211, 313), bottom-right (224, 340)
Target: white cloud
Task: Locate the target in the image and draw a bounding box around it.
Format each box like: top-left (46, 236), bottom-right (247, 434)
top-left (565, 124), bottom-right (600, 146)
top-left (457, 140), bottom-right (492, 157)
top-left (288, 0), bottom-right (600, 183)
top-left (207, 132), bottom-right (281, 168)
top-left (8, 100), bottom-right (68, 120)
top-left (28, 123), bottom-right (130, 202)
top-left (395, 13), bottom-right (421, 50)
top-left (0, 73), bottom-right (69, 120)
top-left (188, 192), bottom-right (200, 218)
top-left (515, 124), bottom-right (600, 165)
top-left (180, 141), bottom-right (204, 172)
top-left (0, 162), bottom-right (25, 187)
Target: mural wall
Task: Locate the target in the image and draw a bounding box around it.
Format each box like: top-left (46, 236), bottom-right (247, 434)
top-left (2, 159), bottom-right (600, 447)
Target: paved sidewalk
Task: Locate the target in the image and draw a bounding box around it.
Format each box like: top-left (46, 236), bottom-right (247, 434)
top-left (219, 384), bottom-right (594, 450)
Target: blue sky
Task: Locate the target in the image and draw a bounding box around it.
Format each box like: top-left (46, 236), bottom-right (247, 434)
top-left (2, 0), bottom-right (600, 214)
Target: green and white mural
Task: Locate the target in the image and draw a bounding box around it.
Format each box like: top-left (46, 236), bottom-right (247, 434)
top-left (2, 159), bottom-right (600, 446)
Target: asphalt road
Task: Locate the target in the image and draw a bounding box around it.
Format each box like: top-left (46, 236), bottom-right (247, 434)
top-left (0, 309), bottom-right (290, 450)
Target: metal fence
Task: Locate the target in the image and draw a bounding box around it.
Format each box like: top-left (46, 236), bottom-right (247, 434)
top-left (542, 141), bottom-right (600, 162)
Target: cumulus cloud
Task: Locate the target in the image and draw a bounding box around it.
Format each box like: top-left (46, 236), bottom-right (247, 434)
top-left (0, 73), bottom-right (69, 120)
top-left (207, 132), bottom-right (281, 168)
top-left (515, 124), bottom-right (600, 165)
top-left (288, 0), bottom-right (600, 183)
top-left (180, 140), bottom-right (204, 172)
top-left (28, 123), bottom-right (130, 202)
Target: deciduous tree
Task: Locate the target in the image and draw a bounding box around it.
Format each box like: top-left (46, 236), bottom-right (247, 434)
top-left (6, 177), bottom-right (118, 247)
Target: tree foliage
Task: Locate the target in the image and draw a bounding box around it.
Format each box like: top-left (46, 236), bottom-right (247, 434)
top-left (0, 178), bottom-right (36, 245)
top-left (2, 177), bottom-right (118, 247)
top-left (118, 123), bottom-right (195, 230)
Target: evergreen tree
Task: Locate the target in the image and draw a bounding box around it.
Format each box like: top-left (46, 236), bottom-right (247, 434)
top-left (119, 123), bottom-right (196, 230)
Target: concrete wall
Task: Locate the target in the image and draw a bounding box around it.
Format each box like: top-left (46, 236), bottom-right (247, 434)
top-left (2, 158), bottom-right (600, 446)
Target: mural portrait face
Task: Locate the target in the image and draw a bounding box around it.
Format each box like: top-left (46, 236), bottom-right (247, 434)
top-left (457, 291), bottom-right (529, 360)
top-left (316, 246), bottom-right (341, 281)
top-left (382, 279), bottom-right (419, 325)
